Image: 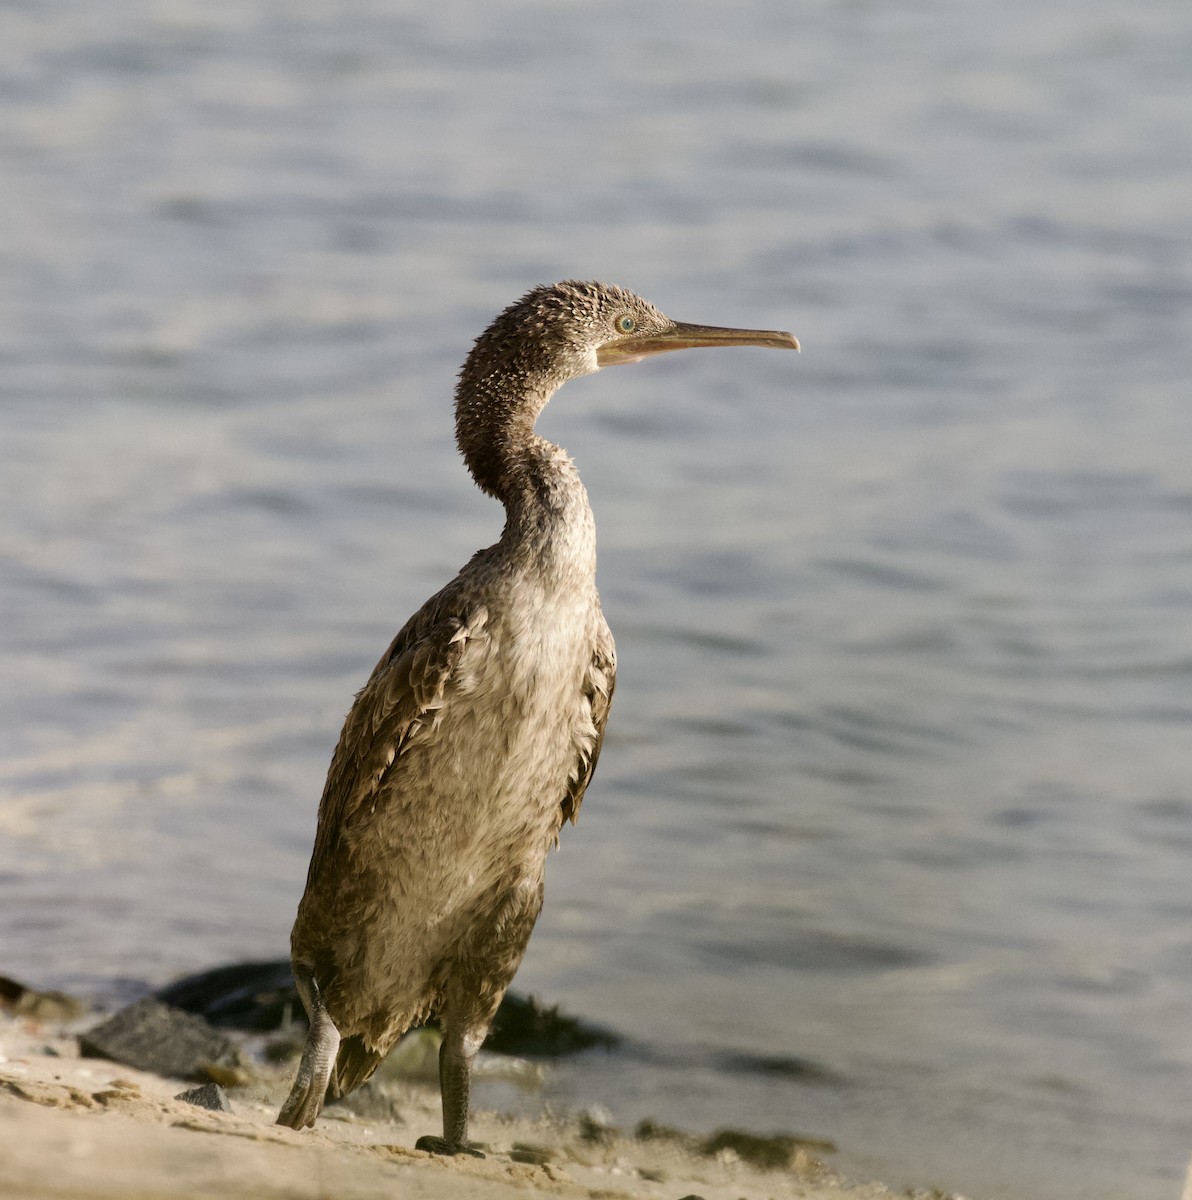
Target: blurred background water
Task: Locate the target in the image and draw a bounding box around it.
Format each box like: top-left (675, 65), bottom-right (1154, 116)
top-left (2, 2), bottom-right (1191, 1197)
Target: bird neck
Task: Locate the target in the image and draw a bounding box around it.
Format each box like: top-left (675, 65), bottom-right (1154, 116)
top-left (454, 368), bottom-right (596, 570)
top-left (454, 372), bottom-right (545, 503)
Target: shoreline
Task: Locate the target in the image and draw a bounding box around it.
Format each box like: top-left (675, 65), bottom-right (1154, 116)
top-left (0, 1010), bottom-right (947, 1200)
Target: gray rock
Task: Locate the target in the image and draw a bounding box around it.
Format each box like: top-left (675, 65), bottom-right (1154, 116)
top-left (174, 1082), bottom-right (232, 1112)
top-left (79, 997), bottom-right (243, 1081)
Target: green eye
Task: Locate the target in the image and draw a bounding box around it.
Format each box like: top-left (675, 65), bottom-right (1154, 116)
top-left (615, 314), bottom-right (636, 334)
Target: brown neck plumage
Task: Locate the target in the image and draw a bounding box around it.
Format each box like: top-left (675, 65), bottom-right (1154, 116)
top-left (454, 329), bottom-right (566, 507)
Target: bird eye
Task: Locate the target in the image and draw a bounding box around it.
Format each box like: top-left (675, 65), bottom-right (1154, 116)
top-left (615, 315), bottom-right (636, 334)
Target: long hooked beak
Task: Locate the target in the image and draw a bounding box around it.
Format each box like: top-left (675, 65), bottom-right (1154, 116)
top-left (596, 320), bottom-right (800, 367)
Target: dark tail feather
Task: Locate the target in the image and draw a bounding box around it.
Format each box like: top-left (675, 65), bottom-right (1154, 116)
top-left (328, 1035), bottom-right (384, 1100)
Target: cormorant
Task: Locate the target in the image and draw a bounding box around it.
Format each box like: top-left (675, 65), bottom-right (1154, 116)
top-left (276, 281), bottom-right (798, 1154)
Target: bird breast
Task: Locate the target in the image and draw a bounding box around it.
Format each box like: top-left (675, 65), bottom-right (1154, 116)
top-left (454, 583), bottom-right (600, 808)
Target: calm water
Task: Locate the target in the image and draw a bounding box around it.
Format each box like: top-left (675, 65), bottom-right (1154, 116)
top-left (3, 3), bottom-right (1191, 1197)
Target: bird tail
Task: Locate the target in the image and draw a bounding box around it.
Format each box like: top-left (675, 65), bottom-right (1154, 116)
top-left (328, 1035), bottom-right (384, 1100)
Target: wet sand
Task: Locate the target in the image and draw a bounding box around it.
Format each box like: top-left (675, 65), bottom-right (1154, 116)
top-left (0, 1012), bottom-right (929, 1200)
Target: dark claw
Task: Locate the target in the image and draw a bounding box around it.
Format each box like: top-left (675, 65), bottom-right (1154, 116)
top-left (415, 1134), bottom-right (485, 1158)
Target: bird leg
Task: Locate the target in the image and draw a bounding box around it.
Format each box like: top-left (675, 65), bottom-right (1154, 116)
top-left (414, 1025), bottom-right (486, 1157)
top-left (276, 964), bottom-right (340, 1130)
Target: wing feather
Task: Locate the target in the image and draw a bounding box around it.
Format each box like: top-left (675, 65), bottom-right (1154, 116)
top-left (305, 605), bottom-right (489, 877)
top-left (561, 616), bottom-right (617, 825)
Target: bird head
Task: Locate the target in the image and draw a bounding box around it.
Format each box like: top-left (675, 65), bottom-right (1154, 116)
top-left (454, 281), bottom-right (798, 498)
top-left (461, 280), bottom-right (798, 398)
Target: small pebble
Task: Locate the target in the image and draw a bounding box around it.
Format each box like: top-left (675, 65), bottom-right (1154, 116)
top-left (174, 1082), bottom-right (232, 1113)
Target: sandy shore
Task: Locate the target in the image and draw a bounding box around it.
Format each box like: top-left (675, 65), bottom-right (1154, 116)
top-left (0, 1011), bottom-right (933, 1200)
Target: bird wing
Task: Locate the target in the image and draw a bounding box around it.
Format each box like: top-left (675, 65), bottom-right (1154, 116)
top-left (305, 604), bottom-right (490, 873)
top-left (561, 615), bottom-right (616, 825)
